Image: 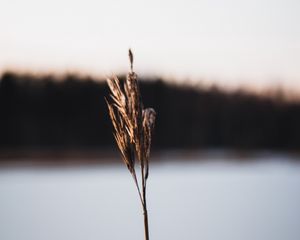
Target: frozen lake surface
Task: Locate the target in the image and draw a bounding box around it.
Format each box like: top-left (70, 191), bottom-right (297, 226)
top-left (0, 154), bottom-right (300, 240)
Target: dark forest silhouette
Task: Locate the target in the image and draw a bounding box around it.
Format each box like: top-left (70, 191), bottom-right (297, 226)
top-left (0, 72), bottom-right (300, 153)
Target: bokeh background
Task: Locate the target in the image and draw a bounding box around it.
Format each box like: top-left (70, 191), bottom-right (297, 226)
top-left (0, 1), bottom-right (300, 240)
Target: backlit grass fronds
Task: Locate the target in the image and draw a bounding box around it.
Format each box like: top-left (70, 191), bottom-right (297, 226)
top-left (106, 49), bottom-right (156, 240)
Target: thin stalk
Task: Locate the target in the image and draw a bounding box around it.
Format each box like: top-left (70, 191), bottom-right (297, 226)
top-left (143, 201), bottom-right (149, 240)
top-left (131, 173), bottom-right (144, 206)
top-left (141, 164), bottom-right (149, 240)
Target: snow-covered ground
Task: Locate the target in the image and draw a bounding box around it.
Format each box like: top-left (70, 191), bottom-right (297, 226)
top-left (0, 155), bottom-right (300, 240)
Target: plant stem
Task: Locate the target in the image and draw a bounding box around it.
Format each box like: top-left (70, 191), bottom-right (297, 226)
top-left (142, 184), bottom-right (149, 240)
top-left (143, 204), bottom-right (149, 240)
top-left (141, 160), bottom-right (149, 240)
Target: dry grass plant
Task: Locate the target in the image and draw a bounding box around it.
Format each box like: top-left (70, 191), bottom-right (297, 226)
top-left (106, 49), bottom-right (156, 240)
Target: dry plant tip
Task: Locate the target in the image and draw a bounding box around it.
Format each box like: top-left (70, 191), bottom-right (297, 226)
top-left (129, 48), bottom-right (134, 72)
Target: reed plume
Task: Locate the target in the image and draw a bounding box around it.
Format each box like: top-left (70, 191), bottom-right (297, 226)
top-left (106, 49), bottom-right (156, 240)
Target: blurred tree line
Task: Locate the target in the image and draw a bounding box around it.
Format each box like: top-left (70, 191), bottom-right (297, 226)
top-left (0, 72), bottom-right (300, 151)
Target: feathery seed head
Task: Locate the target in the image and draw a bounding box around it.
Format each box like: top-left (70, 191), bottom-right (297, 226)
top-left (106, 49), bottom-right (156, 181)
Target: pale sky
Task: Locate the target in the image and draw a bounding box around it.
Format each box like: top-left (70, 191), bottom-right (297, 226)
top-left (0, 0), bottom-right (300, 90)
